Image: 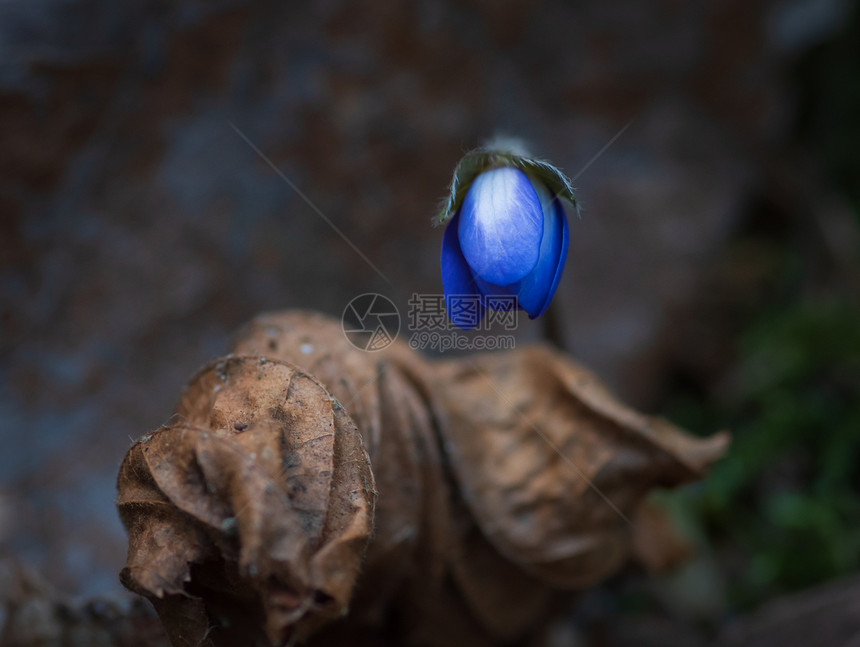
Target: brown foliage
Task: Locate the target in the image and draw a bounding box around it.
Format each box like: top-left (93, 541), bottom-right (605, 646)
top-left (117, 311), bottom-right (728, 646)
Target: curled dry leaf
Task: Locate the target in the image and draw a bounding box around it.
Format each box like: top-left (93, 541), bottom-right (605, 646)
top-left (117, 311), bottom-right (729, 647)
top-left (631, 499), bottom-right (694, 574)
top-left (117, 354), bottom-right (375, 646)
top-left (427, 345), bottom-right (730, 591)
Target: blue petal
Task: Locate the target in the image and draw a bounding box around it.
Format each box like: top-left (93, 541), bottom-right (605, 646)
top-left (458, 167), bottom-right (544, 286)
top-left (441, 210), bottom-right (486, 330)
top-left (473, 275), bottom-right (520, 312)
top-left (516, 186), bottom-right (569, 318)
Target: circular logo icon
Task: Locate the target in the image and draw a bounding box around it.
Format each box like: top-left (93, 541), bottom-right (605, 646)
top-left (342, 293), bottom-right (400, 351)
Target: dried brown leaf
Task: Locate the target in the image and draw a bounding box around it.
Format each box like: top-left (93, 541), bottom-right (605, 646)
top-left (117, 356), bottom-right (375, 646)
top-left (631, 500), bottom-right (693, 574)
top-left (117, 311), bottom-right (729, 647)
top-left (427, 345), bottom-right (729, 591)
top-left (230, 312), bottom-right (457, 635)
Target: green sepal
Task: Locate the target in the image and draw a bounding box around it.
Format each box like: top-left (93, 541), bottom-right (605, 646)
top-left (434, 145), bottom-right (579, 227)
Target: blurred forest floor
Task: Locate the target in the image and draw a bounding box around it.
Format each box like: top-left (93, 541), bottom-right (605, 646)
top-left (1, 1), bottom-right (859, 645)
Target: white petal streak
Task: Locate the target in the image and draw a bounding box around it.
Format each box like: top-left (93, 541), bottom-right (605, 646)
top-left (458, 167), bottom-right (543, 286)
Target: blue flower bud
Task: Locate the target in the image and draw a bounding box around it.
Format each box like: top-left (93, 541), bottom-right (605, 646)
top-left (438, 147), bottom-right (575, 330)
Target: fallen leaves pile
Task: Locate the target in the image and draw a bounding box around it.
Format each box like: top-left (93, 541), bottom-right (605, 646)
top-left (116, 311), bottom-right (728, 646)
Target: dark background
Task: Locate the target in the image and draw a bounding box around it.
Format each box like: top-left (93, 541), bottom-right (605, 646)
top-left (1, 0), bottom-right (859, 644)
